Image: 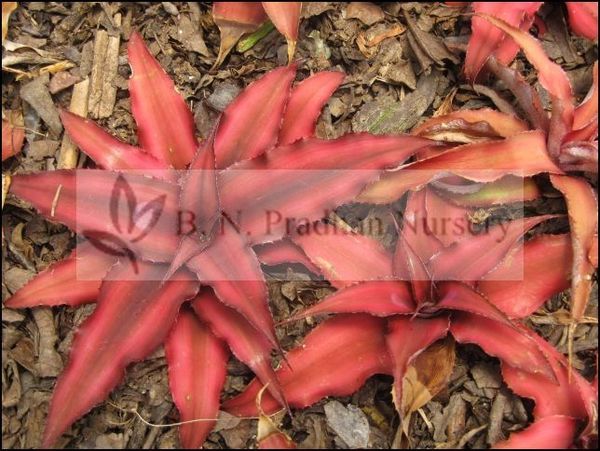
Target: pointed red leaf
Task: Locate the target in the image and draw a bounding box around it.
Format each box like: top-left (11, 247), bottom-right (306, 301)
top-left (486, 55), bottom-right (549, 133)
top-left (285, 281), bottom-right (414, 322)
top-left (220, 134), bottom-right (433, 243)
top-left (42, 264), bottom-right (198, 447)
top-left (412, 108), bottom-right (530, 142)
top-left (494, 416), bottom-right (577, 449)
top-left (399, 189), bottom-right (443, 263)
top-left (2, 110), bottom-right (24, 161)
top-left (359, 131), bottom-right (561, 204)
top-left (429, 215), bottom-right (555, 282)
top-left (254, 239), bottom-right (321, 274)
top-left (212, 2), bottom-right (267, 68)
top-left (4, 242), bottom-right (115, 308)
top-left (436, 282), bottom-right (512, 325)
top-left (465, 2), bottom-right (542, 81)
top-left (550, 175), bottom-right (598, 320)
top-left (165, 308), bottom-right (228, 449)
top-left (479, 234), bottom-right (572, 318)
top-left (59, 110), bottom-right (171, 174)
top-left (128, 31), bottom-right (197, 168)
top-left (10, 170), bottom-right (180, 263)
top-left (292, 227), bottom-right (394, 288)
top-left (477, 13), bottom-right (574, 157)
top-left (432, 176), bottom-right (541, 207)
top-left (424, 188), bottom-right (473, 247)
top-left (566, 2), bottom-right (598, 40)
top-left (261, 2), bottom-right (301, 62)
top-left (501, 329), bottom-right (591, 420)
top-left (278, 71), bottom-right (345, 145)
top-left (573, 61), bottom-right (598, 131)
top-left (191, 289), bottom-right (288, 412)
top-left (164, 134), bottom-right (221, 280)
top-left (385, 315), bottom-right (450, 409)
top-left (223, 315), bottom-right (392, 416)
top-left (450, 313), bottom-right (555, 382)
top-left (187, 220), bottom-right (278, 347)
top-left (215, 65), bottom-right (296, 168)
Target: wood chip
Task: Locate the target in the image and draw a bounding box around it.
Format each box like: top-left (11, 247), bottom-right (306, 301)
top-left (57, 77), bottom-right (90, 169)
top-left (48, 70), bottom-right (81, 94)
top-left (88, 14), bottom-right (121, 119)
top-left (19, 73), bottom-right (63, 135)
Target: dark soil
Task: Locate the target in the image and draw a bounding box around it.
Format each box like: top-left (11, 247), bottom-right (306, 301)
top-left (2, 2), bottom-right (597, 449)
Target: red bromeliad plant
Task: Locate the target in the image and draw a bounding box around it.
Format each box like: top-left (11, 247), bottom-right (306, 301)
top-left (458, 2), bottom-right (597, 81)
top-left (359, 14), bottom-right (598, 328)
top-left (224, 188), bottom-right (598, 447)
top-left (3, 30), bottom-right (435, 448)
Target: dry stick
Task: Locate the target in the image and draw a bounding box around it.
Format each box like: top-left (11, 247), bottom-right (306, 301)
top-left (57, 78), bottom-right (90, 169)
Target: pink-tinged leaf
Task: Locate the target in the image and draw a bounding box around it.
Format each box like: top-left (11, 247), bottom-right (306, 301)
top-left (501, 329), bottom-right (590, 420)
top-left (164, 134), bottom-right (221, 280)
top-left (465, 2), bottom-right (542, 81)
top-left (285, 281), bottom-right (414, 322)
top-left (558, 140), bottom-right (598, 172)
top-left (59, 110), bottom-right (172, 176)
top-left (479, 234), bottom-right (572, 318)
top-left (494, 415), bottom-right (577, 449)
top-left (573, 62), bottom-right (598, 131)
top-left (220, 134), bottom-right (433, 243)
top-left (436, 282), bottom-right (512, 325)
top-left (359, 131), bottom-right (561, 204)
top-left (262, 2), bottom-right (302, 62)
top-left (187, 220), bottom-right (278, 347)
top-left (4, 242), bottom-right (115, 308)
top-left (2, 110), bottom-right (24, 161)
top-left (450, 313), bottom-right (555, 382)
top-left (399, 189), bottom-right (443, 263)
top-left (395, 191), bottom-right (440, 304)
top-left (385, 315), bottom-right (450, 409)
top-left (566, 2), bottom-right (598, 40)
top-left (215, 65), bottom-right (296, 168)
top-left (433, 176), bottom-right (541, 207)
top-left (223, 315), bottom-right (392, 416)
top-left (42, 264), bottom-right (198, 447)
top-left (212, 2), bottom-right (267, 69)
top-left (429, 215), bottom-right (555, 281)
top-left (590, 234), bottom-right (598, 268)
top-left (10, 170), bottom-right (180, 263)
top-left (128, 31), bottom-right (197, 168)
top-left (279, 71), bottom-right (345, 145)
top-left (550, 175), bottom-right (598, 320)
top-left (254, 239), bottom-right (321, 274)
top-left (191, 289), bottom-right (288, 413)
top-left (165, 308), bottom-right (228, 449)
top-left (412, 108), bottom-right (530, 143)
top-left (292, 228), bottom-right (394, 289)
top-left (477, 13), bottom-right (574, 157)
top-left (486, 55), bottom-right (549, 132)
top-left (424, 188), bottom-right (473, 247)
top-left (394, 190), bottom-right (438, 304)
top-left (564, 121), bottom-right (598, 144)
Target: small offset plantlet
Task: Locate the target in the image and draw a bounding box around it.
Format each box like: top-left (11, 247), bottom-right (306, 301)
top-left (212, 1), bottom-right (302, 67)
top-left (4, 31), bottom-right (433, 448)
